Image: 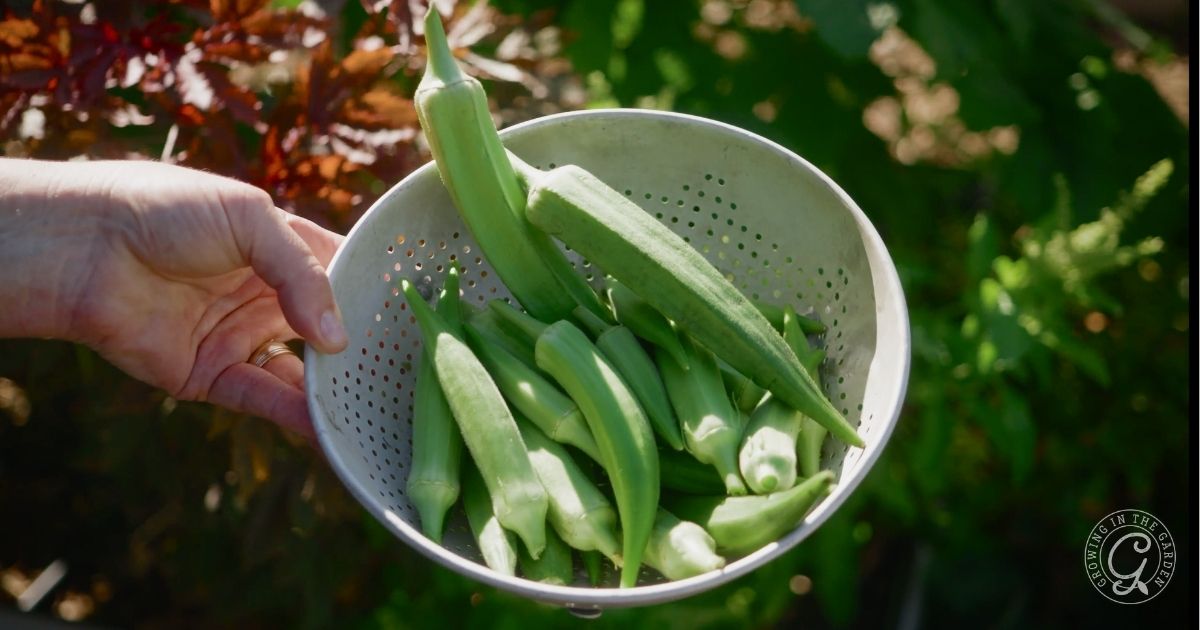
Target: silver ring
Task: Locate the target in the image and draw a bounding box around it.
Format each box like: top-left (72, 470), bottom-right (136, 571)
top-left (249, 340), bottom-right (296, 368)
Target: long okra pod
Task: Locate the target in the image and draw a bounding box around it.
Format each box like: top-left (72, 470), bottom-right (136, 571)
top-left (462, 463), bottom-right (518, 576)
top-left (665, 471), bottom-right (835, 554)
top-left (405, 268), bottom-right (465, 542)
top-left (655, 337), bottom-right (748, 496)
top-left (516, 417), bottom-right (622, 566)
top-left (402, 279), bottom-right (548, 558)
top-left (463, 323), bottom-right (601, 463)
top-left (534, 321), bottom-right (659, 588)
top-left (572, 305), bottom-right (684, 451)
top-left (752, 299), bottom-right (826, 335)
top-left (784, 309), bottom-right (830, 478)
top-left (520, 163), bottom-right (863, 447)
top-left (603, 276), bottom-right (689, 369)
top-left (416, 8), bottom-right (604, 322)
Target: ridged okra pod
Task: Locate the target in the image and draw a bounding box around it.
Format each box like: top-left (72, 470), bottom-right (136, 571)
top-left (573, 305), bottom-right (684, 451)
top-left (642, 508), bottom-right (726, 581)
top-left (463, 322), bottom-right (601, 463)
top-left (415, 8), bottom-right (604, 322)
top-left (405, 268), bottom-right (465, 542)
top-left (402, 279), bottom-right (548, 558)
top-left (752, 299), bottom-right (826, 335)
top-left (534, 321), bottom-right (659, 588)
top-left (462, 463), bottom-right (518, 576)
top-left (518, 526), bottom-right (574, 586)
top-left (516, 417), bottom-right (622, 565)
top-left (665, 471), bottom-right (835, 555)
top-left (464, 302), bottom-right (538, 369)
top-left (520, 163), bottom-right (863, 448)
top-left (738, 307), bottom-right (828, 493)
top-left (655, 337), bottom-right (748, 496)
top-left (718, 359), bottom-right (767, 414)
top-left (603, 276), bottom-right (689, 369)
top-left (784, 309), bottom-right (830, 478)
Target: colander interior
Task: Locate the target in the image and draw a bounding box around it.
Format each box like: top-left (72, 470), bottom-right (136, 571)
top-left (305, 109), bottom-right (909, 609)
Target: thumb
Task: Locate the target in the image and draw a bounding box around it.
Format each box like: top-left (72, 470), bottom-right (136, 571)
top-left (225, 193), bottom-right (348, 354)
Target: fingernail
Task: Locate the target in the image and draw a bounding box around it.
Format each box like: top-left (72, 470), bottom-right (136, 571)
top-left (320, 309), bottom-right (348, 349)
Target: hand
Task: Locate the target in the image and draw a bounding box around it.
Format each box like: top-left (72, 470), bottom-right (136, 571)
top-left (0, 159), bottom-right (349, 440)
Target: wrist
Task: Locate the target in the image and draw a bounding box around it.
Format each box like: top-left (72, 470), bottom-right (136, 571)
top-left (0, 158), bottom-right (112, 342)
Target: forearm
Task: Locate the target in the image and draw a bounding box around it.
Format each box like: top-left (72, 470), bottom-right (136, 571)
top-left (0, 158), bottom-right (109, 341)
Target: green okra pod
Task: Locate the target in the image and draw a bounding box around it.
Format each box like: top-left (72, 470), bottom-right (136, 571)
top-left (463, 463), bottom-right (519, 576)
top-left (581, 550), bottom-right (605, 586)
top-left (516, 417), bottom-right (622, 566)
top-left (752, 299), bottom-right (826, 335)
top-left (402, 279), bottom-right (548, 558)
top-left (518, 526), bottom-right (574, 586)
top-left (718, 359), bottom-right (767, 415)
top-left (488, 299), bottom-right (549, 346)
top-left (656, 336), bottom-right (748, 496)
top-left (534, 321), bottom-right (659, 588)
top-left (463, 322), bottom-right (601, 463)
top-left (642, 508), bottom-right (726, 581)
top-left (521, 164), bottom-right (862, 447)
top-left (737, 397), bottom-right (802, 494)
top-left (783, 308), bottom-right (830, 478)
top-left (416, 8), bottom-right (604, 323)
top-left (572, 305), bottom-right (684, 451)
top-left (664, 471), bottom-right (835, 555)
top-left (604, 276), bottom-right (690, 369)
top-left (406, 268), bottom-right (465, 543)
top-left (464, 302), bottom-right (538, 369)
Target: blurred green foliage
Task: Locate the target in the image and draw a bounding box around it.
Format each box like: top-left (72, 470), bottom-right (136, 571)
top-left (1, 0), bottom-right (1189, 628)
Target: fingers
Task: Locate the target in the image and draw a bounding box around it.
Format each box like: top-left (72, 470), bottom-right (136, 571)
top-left (286, 213), bottom-right (344, 267)
top-left (208, 361), bottom-right (316, 442)
top-left (222, 192), bottom-right (348, 355)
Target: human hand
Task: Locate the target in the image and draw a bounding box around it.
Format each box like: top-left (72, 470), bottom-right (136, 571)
top-left (0, 159), bottom-right (348, 440)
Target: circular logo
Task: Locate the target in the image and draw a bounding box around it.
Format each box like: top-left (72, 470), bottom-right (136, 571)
top-left (1083, 509), bottom-right (1175, 604)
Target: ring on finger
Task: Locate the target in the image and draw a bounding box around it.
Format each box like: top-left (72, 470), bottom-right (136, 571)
top-left (249, 339), bottom-right (296, 369)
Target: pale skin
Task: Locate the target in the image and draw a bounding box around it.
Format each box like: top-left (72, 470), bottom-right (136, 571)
top-left (0, 158), bottom-right (349, 440)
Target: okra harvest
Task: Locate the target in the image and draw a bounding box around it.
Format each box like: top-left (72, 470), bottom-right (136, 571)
top-left (401, 279), bottom-right (548, 559)
top-left (519, 161), bottom-right (864, 448)
top-left (405, 268), bottom-right (465, 543)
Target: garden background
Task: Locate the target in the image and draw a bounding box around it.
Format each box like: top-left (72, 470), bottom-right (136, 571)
top-left (0, 0), bottom-right (1191, 627)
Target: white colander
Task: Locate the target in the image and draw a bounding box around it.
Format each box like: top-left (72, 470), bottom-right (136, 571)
top-left (304, 108), bottom-right (910, 614)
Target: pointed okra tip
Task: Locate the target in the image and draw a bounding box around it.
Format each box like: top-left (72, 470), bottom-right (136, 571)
top-left (420, 4), bottom-right (463, 87)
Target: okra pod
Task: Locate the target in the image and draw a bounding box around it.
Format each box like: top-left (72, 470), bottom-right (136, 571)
top-left (516, 417), bottom-right (622, 566)
top-left (655, 337), bottom-right (748, 496)
top-left (784, 309), bottom-right (830, 478)
top-left (572, 305), bottom-right (684, 451)
top-left (463, 322), bottom-right (601, 463)
top-left (416, 8), bottom-right (603, 322)
top-left (463, 463), bottom-right (519, 576)
top-left (402, 279), bottom-right (548, 558)
top-left (718, 359), bottom-right (767, 414)
top-left (534, 321), bottom-right (659, 588)
top-left (753, 299), bottom-right (826, 335)
top-left (518, 526), bottom-right (574, 586)
top-left (405, 268), bottom-right (465, 543)
top-left (521, 163), bottom-right (862, 447)
top-left (604, 276), bottom-right (690, 370)
top-left (642, 508), bottom-right (726, 581)
top-left (665, 471), bottom-right (835, 554)
top-left (464, 302), bottom-right (538, 369)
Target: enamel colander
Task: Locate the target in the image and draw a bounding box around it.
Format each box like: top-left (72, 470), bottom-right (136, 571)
top-left (304, 108), bottom-right (910, 615)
